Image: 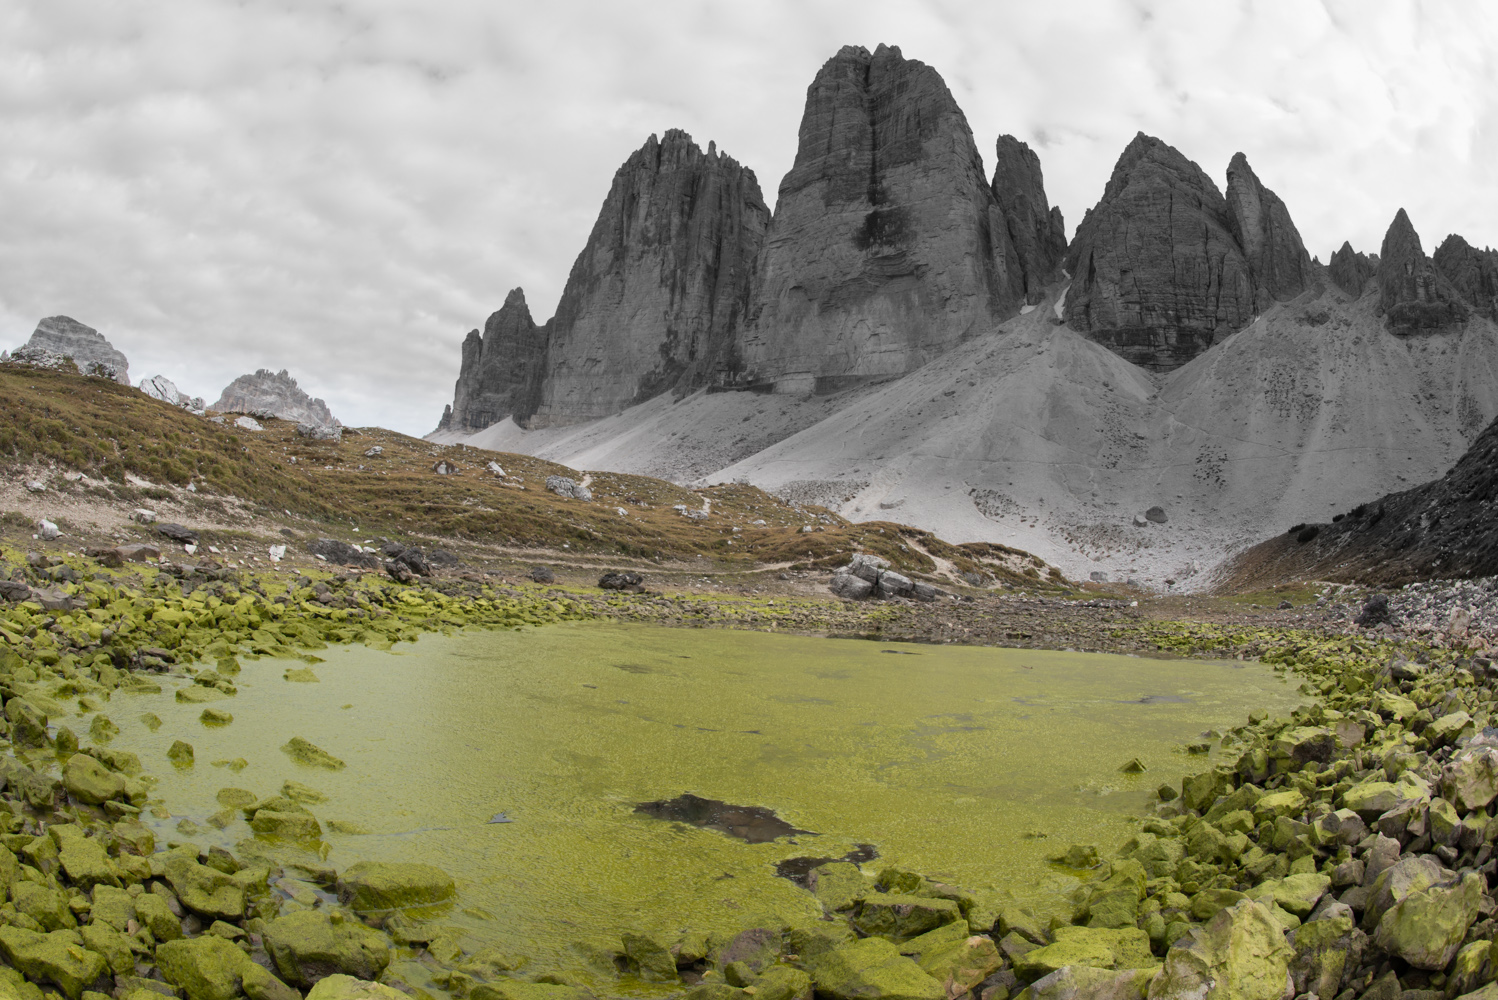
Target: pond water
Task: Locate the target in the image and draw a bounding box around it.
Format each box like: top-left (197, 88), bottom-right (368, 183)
top-left (95, 623), bottom-right (1302, 987)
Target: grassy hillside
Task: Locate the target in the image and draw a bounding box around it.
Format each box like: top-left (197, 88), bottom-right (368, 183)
top-left (0, 364), bottom-right (1063, 588)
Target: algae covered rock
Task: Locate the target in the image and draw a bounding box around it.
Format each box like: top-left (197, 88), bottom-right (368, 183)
top-left (852, 893), bottom-right (961, 942)
top-left (133, 891), bottom-right (183, 941)
top-left (469, 984), bottom-right (594, 1000)
top-left (808, 861), bottom-right (868, 911)
top-left (250, 810), bottom-right (323, 841)
top-left (1148, 899), bottom-right (1291, 1000)
top-left (1372, 871), bottom-right (1482, 970)
top-left (263, 909), bottom-right (392, 986)
top-left (902, 924), bottom-right (1002, 991)
top-left (55, 833), bottom-right (121, 891)
top-left (61, 754), bottom-right (124, 805)
top-left (88, 885), bottom-right (136, 931)
top-left (1441, 747), bottom-right (1498, 812)
top-left (338, 860), bottom-right (456, 911)
top-left (156, 935), bottom-right (252, 1000)
top-left (803, 937), bottom-right (945, 1000)
top-left (168, 740), bottom-right (195, 767)
top-left (0, 925), bottom-right (109, 999)
top-left (161, 852), bottom-right (246, 920)
top-left (282, 736), bottom-right (346, 770)
top-left (305, 975), bottom-right (410, 1000)
top-left (242, 963), bottom-right (302, 1000)
top-left (1027, 966), bottom-right (1157, 1000)
top-left (1016, 926), bottom-right (1153, 978)
top-left (620, 929), bottom-right (677, 983)
top-left (1288, 915), bottom-right (1360, 999)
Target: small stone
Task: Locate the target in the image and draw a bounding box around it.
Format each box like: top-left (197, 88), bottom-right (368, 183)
top-left (281, 736), bottom-right (345, 770)
top-left (199, 708), bottom-right (233, 726)
top-left (167, 741), bottom-right (195, 766)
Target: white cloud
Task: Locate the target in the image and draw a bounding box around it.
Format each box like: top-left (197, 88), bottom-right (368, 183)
top-left (0, 0), bottom-right (1494, 434)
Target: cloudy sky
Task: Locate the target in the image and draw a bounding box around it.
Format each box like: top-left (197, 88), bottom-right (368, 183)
top-left (2, 0), bottom-right (1495, 433)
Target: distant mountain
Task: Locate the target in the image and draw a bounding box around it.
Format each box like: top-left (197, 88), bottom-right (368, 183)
top-left (431, 42), bottom-right (1498, 587)
top-left (212, 369), bottom-right (340, 434)
top-left (14, 316), bottom-right (130, 384)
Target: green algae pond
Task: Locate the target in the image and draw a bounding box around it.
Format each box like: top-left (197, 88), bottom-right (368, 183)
top-left (93, 623), bottom-right (1303, 989)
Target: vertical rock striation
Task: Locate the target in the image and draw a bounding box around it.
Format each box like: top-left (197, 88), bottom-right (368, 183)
top-left (738, 44), bottom-right (1034, 392)
top-left (22, 316), bottom-right (130, 384)
top-left (991, 135), bottom-right (1067, 304)
top-left (439, 289), bottom-right (546, 433)
top-left (1377, 209), bottom-right (1467, 332)
top-left (1224, 152), bottom-right (1314, 307)
top-left (1064, 134), bottom-right (1256, 372)
top-left (1327, 242), bottom-right (1376, 299)
top-left (1433, 234), bottom-right (1498, 321)
top-left (527, 130), bottom-right (769, 427)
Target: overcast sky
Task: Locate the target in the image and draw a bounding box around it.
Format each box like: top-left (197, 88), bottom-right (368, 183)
top-left (2, 0), bottom-right (1495, 434)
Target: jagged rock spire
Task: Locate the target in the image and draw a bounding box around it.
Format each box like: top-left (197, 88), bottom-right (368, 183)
top-left (1224, 152), bottom-right (1314, 307)
top-left (1377, 209), bottom-right (1466, 332)
top-left (991, 135), bottom-right (1067, 304)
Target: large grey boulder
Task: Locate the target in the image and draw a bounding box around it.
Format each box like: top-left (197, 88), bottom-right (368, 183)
top-left (139, 375), bottom-right (205, 412)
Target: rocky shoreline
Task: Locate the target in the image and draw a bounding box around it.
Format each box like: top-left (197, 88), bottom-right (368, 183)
top-left (0, 541), bottom-right (1494, 1000)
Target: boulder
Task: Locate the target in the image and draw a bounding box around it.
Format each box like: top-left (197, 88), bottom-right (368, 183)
top-left (307, 539), bottom-right (378, 569)
top-left (281, 736), bottom-right (345, 770)
top-left (263, 910), bottom-right (392, 987)
top-left (545, 476), bottom-right (593, 501)
top-left (1147, 899), bottom-right (1291, 1000)
top-left (1287, 914), bottom-right (1361, 999)
top-left (156, 936), bottom-right (253, 1000)
top-left (1372, 872), bottom-right (1482, 970)
top-left (620, 929), bottom-right (677, 982)
top-left (62, 754), bottom-right (125, 805)
top-left (527, 566), bottom-right (555, 584)
top-left (304, 975), bottom-right (410, 1000)
top-left (1363, 855), bottom-right (1445, 929)
top-left (807, 861), bottom-right (868, 912)
top-left (212, 369), bottom-right (341, 435)
top-left (337, 861), bottom-right (456, 912)
top-left (0, 926), bottom-right (109, 999)
top-left (1026, 966), bottom-right (1155, 1000)
top-left (161, 852), bottom-right (246, 920)
top-left (803, 937), bottom-right (945, 1000)
top-left (852, 893), bottom-right (961, 942)
top-left (830, 572), bottom-right (874, 600)
top-left (875, 571), bottom-right (915, 599)
top-left (1441, 746), bottom-right (1498, 811)
top-left (133, 892), bottom-right (182, 942)
top-left (1015, 927), bottom-right (1153, 978)
top-left (598, 571), bottom-right (644, 592)
top-left (23, 316), bottom-right (130, 384)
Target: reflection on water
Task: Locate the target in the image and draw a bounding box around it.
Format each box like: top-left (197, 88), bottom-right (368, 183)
top-left (92, 623), bottom-right (1300, 985)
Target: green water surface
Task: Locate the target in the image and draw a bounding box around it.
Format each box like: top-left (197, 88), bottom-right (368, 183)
top-left (96, 623), bottom-right (1301, 982)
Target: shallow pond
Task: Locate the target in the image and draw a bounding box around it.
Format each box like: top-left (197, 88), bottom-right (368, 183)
top-left (99, 624), bottom-right (1302, 987)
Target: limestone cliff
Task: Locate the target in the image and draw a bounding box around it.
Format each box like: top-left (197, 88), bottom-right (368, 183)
top-left (1224, 152), bottom-right (1314, 307)
top-left (22, 316), bottom-right (130, 384)
top-left (1377, 209), bottom-right (1467, 332)
top-left (439, 289), bottom-right (546, 433)
top-left (1327, 241), bottom-right (1376, 298)
top-left (737, 44), bottom-right (1032, 392)
top-left (526, 130), bottom-right (769, 427)
top-left (1434, 234), bottom-right (1498, 321)
top-left (1064, 134), bottom-right (1255, 371)
top-left (991, 135), bottom-right (1067, 304)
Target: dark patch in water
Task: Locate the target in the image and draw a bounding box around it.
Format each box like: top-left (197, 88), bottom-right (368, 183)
top-left (1124, 694), bottom-right (1189, 705)
top-left (774, 843), bottom-right (879, 886)
top-left (881, 649), bottom-right (918, 655)
top-left (635, 793), bottom-right (813, 844)
top-left (615, 663), bottom-right (653, 674)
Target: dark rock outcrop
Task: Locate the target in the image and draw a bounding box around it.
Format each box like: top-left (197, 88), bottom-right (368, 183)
top-left (1327, 241), bottom-right (1376, 298)
top-left (1224, 153), bottom-right (1314, 307)
top-left (527, 129), bottom-right (769, 426)
top-left (738, 44), bottom-right (1034, 391)
top-left (1433, 234), bottom-right (1498, 321)
top-left (439, 289), bottom-right (546, 433)
top-left (1064, 134), bottom-right (1255, 371)
top-left (1377, 209), bottom-right (1466, 332)
top-left (991, 135), bottom-right (1067, 304)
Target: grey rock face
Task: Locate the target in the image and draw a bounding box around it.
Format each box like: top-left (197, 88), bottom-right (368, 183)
top-left (738, 44), bottom-right (1030, 392)
top-left (1328, 241), bottom-right (1376, 298)
top-left (1377, 209), bottom-right (1467, 332)
top-left (991, 135), bottom-right (1067, 304)
top-left (439, 288), bottom-right (547, 433)
top-left (139, 375), bottom-right (205, 412)
top-left (545, 475), bottom-right (592, 502)
top-left (1224, 152), bottom-right (1314, 307)
top-left (1433, 234), bottom-right (1498, 321)
top-left (22, 316), bottom-right (130, 384)
top-left (1064, 133), bottom-right (1256, 372)
top-left (527, 129), bottom-right (769, 427)
top-left (211, 370), bottom-right (340, 433)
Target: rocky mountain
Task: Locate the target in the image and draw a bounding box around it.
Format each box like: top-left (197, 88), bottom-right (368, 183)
top-left (1434, 234), bottom-right (1498, 321)
top-left (1063, 135), bottom-right (1257, 371)
top-left (991, 135), bottom-right (1068, 305)
top-left (1224, 152), bottom-right (1315, 308)
top-left (1377, 208), bottom-right (1467, 332)
top-left (438, 289), bottom-right (546, 434)
top-left (212, 369), bottom-right (340, 433)
top-left (1327, 242), bottom-right (1376, 298)
top-left (737, 44), bottom-right (1041, 392)
top-left (18, 316), bottom-right (130, 384)
top-left (527, 129), bottom-right (770, 427)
